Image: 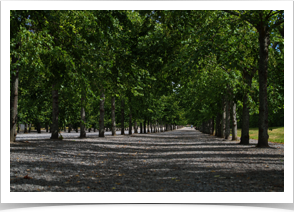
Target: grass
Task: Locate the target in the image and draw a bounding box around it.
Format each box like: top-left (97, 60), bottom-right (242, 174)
top-left (235, 126), bottom-right (284, 144)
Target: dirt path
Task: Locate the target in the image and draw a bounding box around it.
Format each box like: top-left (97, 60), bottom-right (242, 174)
top-left (10, 127), bottom-right (284, 192)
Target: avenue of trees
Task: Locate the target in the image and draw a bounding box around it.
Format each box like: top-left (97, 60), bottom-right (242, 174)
top-left (10, 10), bottom-right (284, 148)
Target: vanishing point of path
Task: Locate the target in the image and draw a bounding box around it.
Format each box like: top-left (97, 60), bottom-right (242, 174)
top-left (10, 127), bottom-right (284, 192)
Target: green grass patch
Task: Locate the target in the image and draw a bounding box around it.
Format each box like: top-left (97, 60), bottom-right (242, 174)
top-left (235, 127), bottom-right (284, 144)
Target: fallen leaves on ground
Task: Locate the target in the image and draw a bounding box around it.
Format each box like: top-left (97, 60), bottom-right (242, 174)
top-left (24, 175), bottom-right (32, 179)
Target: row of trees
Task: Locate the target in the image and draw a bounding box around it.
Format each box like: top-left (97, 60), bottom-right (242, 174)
top-left (10, 10), bottom-right (284, 147)
top-left (10, 10), bottom-right (186, 141)
top-left (174, 10), bottom-right (284, 147)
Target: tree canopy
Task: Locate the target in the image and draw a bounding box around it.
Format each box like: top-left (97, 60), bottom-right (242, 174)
top-left (10, 10), bottom-right (284, 147)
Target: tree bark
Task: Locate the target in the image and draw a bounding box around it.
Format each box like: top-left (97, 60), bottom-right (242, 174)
top-left (80, 95), bottom-right (86, 138)
top-left (231, 100), bottom-right (237, 141)
top-left (221, 98), bottom-right (226, 138)
top-left (211, 118), bottom-right (214, 135)
top-left (99, 90), bottom-right (105, 137)
top-left (140, 122), bottom-right (143, 134)
top-left (37, 121), bottom-right (41, 133)
top-left (215, 114), bottom-right (220, 137)
top-left (134, 120), bottom-right (138, 133)
top-left (10, 42), bottom-right (21, 142)
top-left (150, 121), bottom-right (153, 133)
top-left (111, 96), bottom-right (116, 136)
top-left (129, 107), bottom-right (132, 135)
top-left (225, 97), bottom-right (230, 139)
top-left (50, 83), bottom-right (59, 139)
top-left (240, 68), bottom-right (254, 144)
top-left (121, 98), bottom-right (125, 135)
top-left (144, 119), bottom-right (146, 133)
top-left (256, 24), bottom-right (270, 147)
top-left (10, 69), bottom-right (19, 142)
top-left (68, 124), bottom-right (72, 133)
top-left (24, 123), bottom-right (28, 133)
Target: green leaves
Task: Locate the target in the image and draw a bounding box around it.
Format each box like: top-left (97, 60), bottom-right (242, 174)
top-left (11, 10), bottom-right (283, 133)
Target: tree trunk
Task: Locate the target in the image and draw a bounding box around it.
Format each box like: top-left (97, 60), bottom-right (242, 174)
top-left (29, 123), bottom-right (31, 133)
top-left (256, 25), bottom-right (270, 147)
top-left (240, 71), bottom-right (252, 145)
top-left (24, 123), bottom-right (28, 133)
top-left (140, 122), bottom-right (143, 134)
top-left (10, 47), bottom-right (21, 140)
top-left (129, 107), bottom-right (132, 135)
top-left (50, 83), bottom-right (59, 139)
top-left (121, 98), bottom-right (125, 135)
top-left (144, 119), bottom-right (146, 133)
top-left (134, 120), bottom-right (138, 133)
top-left (231, 100), bottom-right (237, 141)
top-left (150, 121), bottom-right (153, 133)
top-left (80, 96), bottom-right (86, 138)
top-left (221, 98), bottom-right (226, 138)
top-left (147, 119), bottom-right (150, 133)
top-left (159, 121), bottom-right (161, 132)
top-left (111, 96), bottom-right (116, 136)
top-left (217, 112), bottom-right (222, 137)
top-left (37, 121), bottom-right (41, 133)
top-left (10, 69), bottom-right (19, 142)
top-left (215, 114), bottom-right (219, 137)
top-left (99, 90), bottom-right (105, 137)
top-left (68, 124), bottom-right (71, 133)
top-left (225, 97), bottom-right (230, 139)
top-left (211, 118), bottom-right (214, 135)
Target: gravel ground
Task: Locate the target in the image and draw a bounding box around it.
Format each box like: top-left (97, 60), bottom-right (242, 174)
top-left (10, 127), bottom-right (284, 192)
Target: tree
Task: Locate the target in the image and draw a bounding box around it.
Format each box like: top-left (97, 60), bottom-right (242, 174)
top-left (223, 10), bottom-right (284, 147)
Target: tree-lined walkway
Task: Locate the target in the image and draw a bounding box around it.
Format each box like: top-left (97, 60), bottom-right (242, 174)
top-left (10, 128), bottom-right (284, 192)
